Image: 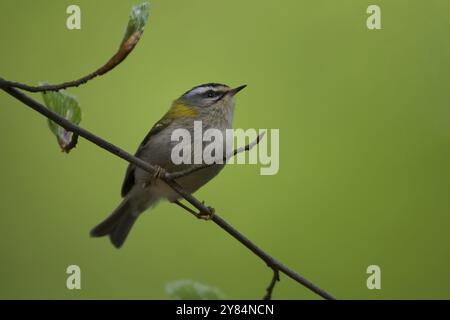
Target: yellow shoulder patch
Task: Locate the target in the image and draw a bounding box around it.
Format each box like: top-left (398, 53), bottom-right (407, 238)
top-left (167, 102), bottom-right (198, 119)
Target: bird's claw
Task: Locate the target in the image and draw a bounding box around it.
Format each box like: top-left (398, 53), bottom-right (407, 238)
top-left (143, 165), bottom-right (166, 188)
top-left (198, 206), bottom-right (215, 221)
top-left (153, 165), bottom-right (166, 180)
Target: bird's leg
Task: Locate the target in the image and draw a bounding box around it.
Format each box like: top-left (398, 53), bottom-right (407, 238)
top-left (143, 165), bottom-right (166, 188)
top-left (198, 200), bottom-right (215, 220)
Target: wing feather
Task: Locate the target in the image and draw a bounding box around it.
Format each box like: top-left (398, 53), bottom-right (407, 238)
top-left (120, 117), bottom-right (173, 197)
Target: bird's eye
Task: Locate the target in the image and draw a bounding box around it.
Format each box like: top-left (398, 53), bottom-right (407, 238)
top-left (206, 90), bottom-right (215, 98)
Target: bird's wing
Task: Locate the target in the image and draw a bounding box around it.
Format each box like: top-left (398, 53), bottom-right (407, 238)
top-left (121, 117), bottom-right (173, 197)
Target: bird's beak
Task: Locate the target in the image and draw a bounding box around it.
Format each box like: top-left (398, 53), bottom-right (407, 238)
top-left (228, 85), bottom-right (247, 96)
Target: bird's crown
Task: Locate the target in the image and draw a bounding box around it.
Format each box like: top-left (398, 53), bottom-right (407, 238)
top-left (180, 83), bottom-right (231, 104)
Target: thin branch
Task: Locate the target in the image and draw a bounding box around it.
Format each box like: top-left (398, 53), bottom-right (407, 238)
top-left (1, 85), bottom-right (336, 300)
top-left (0, 70), bottom-right (103, 93)
top-left (63, 133), bottom-right (79, 154)
top-left (173, 200), bottom-right (197, 218)
top-left (0, 33), bottom-right (141, 92)
top-left (0, 13), bottom-right (146, 93)
top-left (231, 131), bottom-right (266, 157)
top-left (263, 269), bottom-right (280, 300)
top-left (166, 131), bottom-right (266, 180)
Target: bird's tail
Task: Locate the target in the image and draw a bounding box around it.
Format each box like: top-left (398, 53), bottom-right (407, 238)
top-left (90, 198), bottom-right (139, 248)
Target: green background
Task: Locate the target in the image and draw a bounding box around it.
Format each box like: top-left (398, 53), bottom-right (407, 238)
top-left (0, 0), bottom-right (449, 299)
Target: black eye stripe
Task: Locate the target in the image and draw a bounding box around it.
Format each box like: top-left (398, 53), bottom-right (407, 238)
top-left (206, 90), bottom-right (219, 98)
top-left (201, 89), bottom-right (227, 106)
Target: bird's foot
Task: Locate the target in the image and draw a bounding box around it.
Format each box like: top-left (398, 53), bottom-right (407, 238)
top-left (153, 165), bottom-right (166, 180)
top-left (198, 203), bottom-right (215, 221)
top-left (143, 165), bottom-right (166, 188)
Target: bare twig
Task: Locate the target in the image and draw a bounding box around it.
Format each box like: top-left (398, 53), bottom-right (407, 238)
top-left (173, 200), bottom-right (197, 217)
top-left (63, 133), bottom-right (79, 153)
top-left (165, 131), bottom-right (266, 180)
top-left (230, 131), bottom-right (266, 157)
top-left (0, 6), bottom-right (147, 93)
top-left (263, 269), bottom-right (280, 300)
top-left (1, 85), bottom-right (336, 300)
top-left (0, 32), bottom-right (142, 92)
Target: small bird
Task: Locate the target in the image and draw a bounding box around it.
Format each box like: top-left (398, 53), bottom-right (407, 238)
top-left (90, 83), bottom-right (246, 248)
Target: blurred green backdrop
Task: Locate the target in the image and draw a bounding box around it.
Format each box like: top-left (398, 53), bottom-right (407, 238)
top-left (0, 0), bottom-right (449, 299)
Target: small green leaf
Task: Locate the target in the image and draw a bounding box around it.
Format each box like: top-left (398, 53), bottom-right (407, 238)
top-left (40, 83), bottom-right (81, 152)
top-left (166, 280), bottom-right (226, 300)
top-left (122, 2), bottom-right (150, 45)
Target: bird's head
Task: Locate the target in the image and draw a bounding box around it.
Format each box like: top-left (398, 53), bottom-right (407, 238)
top-left (168, 83), bottom-right (246, 125)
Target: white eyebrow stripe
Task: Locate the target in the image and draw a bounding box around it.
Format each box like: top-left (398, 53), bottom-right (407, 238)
top-left (187, 86), bottom-right (215, 96)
